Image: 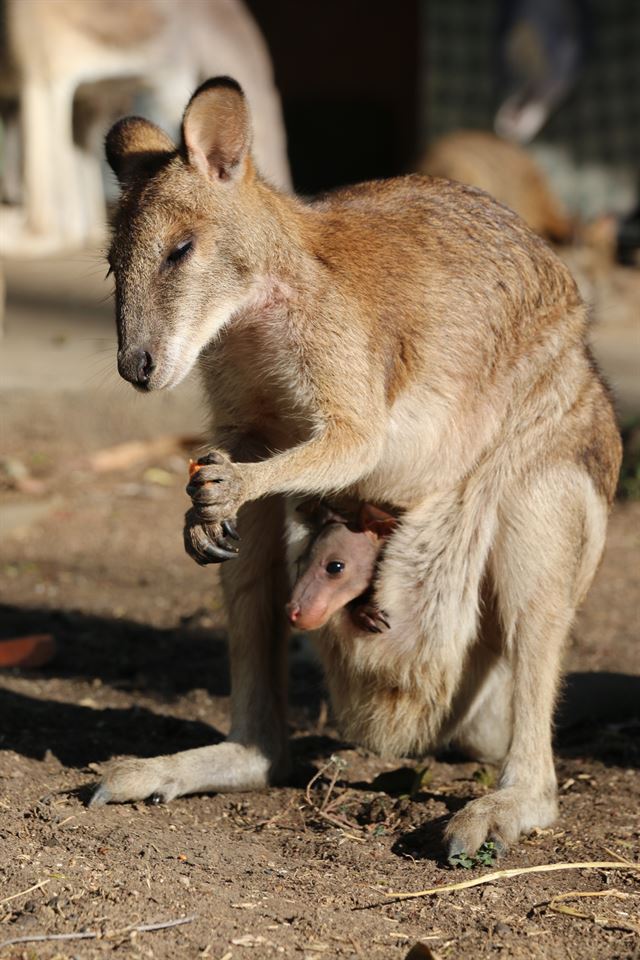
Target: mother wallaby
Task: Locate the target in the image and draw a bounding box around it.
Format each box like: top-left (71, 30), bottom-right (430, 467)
top-left (92, 77), bottom-right (620, 859)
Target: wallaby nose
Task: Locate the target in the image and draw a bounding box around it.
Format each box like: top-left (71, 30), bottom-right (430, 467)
top-left (118, 347), bottom-right (155, 388)
top-left (136, 350), bottom-right (155, 385)
top-left (286, 602), bottom-right (300, 625)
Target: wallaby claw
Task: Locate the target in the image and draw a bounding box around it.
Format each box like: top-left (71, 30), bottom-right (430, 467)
top-left (353, 602), bottom-right (392, 634)
top-left (184, 507), bottom-right (241, 565)
top-left (221, 519), bottom-right (241, 541)
top-left (204, 541), bottom-right (239, 561)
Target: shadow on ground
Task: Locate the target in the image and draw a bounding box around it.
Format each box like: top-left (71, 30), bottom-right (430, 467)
top-left (0, 602), bottom-right (326, 705)
top-left (1, 604), bottom-right (638, 778)
top-left (0, 602), bottom-right (230, 697)
top-left (0, 686), bottom-right (222, 768)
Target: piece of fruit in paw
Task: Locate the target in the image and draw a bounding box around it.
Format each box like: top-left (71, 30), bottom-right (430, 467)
top-left (188, 458), bottom-right (204, 479)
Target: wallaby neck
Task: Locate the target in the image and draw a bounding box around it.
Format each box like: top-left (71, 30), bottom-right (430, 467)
top-left (247, 180), bottom-right (333, 291)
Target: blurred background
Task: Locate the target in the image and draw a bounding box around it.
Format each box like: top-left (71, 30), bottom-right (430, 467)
top-left (0, 0), bottom-right (638, 663)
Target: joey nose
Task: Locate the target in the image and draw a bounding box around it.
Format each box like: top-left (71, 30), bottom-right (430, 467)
top-left (118, 347), bottom-right (156, 388)
top-left (286, 602), bottom-right (300, 625)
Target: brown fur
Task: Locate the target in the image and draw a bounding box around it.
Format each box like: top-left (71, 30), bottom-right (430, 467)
top-left (93, 79), bottom-right (621, 858)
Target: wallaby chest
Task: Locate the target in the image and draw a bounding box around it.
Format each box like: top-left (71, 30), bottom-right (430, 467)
top-left (200, 309), bottom-right (314, 452)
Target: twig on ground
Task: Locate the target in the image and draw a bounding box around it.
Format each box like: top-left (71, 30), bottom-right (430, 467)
top-left (603, 845), bottom-right (636, 867)
top-left (317, 811), bottom-right (367, 841)
top-left (123, 916), bottom-right (197, 935)
top-left (304, 756), bottom-right (340, 807)
top-left (375, 861), bottom-right (640, 905)
top-left (0, 914), bottom-right (196, 950)
top-left (550, 889), bottom-right (632, 904)
top-left (302, 754), bottom-right (364, 837)
top-left (320, 757), bottom-right (346, 812)
top-left (545, 889), bottom-right (640, 935)
top-left (323, 787), bottom-right (355, 815)
top-left (0, 879), bottom-right (50, 907)
top-left (254, 796), bottom-right (299, 831)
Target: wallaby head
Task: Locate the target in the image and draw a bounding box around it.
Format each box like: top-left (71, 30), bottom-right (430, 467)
top-left (106, 77), bottom-right (269, 391)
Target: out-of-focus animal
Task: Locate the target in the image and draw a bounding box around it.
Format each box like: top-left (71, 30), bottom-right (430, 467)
top-left (419, 130), bottom-right (638, 409)
top-left (419, 130), bottom-right (571, 242)
top-left (0, 0), bottom-right (290, 251)
top-left (494, 0), bottom-right (587, 143)
top-left (560, 215), bottom-right (640, 416)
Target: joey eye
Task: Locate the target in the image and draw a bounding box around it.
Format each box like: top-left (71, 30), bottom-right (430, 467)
top-left (326, 560), bottom-right (345, 576)
top-left (165, 238), bottom-right (193, 266)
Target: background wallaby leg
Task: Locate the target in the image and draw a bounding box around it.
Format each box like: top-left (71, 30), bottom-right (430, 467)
top-left (445, 469), bottom-right (608, 856)
top-left (91, 497), bottom-right (290, 805)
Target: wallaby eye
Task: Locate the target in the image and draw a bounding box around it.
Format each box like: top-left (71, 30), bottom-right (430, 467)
top-left (165, 238), bottom-right (193, 266)
top-left (326, 560), bottom-right (345, 576)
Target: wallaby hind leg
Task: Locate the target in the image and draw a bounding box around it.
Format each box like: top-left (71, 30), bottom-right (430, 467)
top-left (91, 497), bottom-right (290, 805)
top-left (445, 468), bottom-right (608, 856)
top-left (452, 655), bottom-right (513, 765)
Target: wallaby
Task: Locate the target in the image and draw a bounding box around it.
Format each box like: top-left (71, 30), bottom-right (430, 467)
top-left (287, 501), bottom-right (397, 633)
top-left (92, 77), bottom-right (621, 859)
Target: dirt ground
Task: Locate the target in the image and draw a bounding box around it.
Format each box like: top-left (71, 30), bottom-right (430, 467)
top-left (0, 292), bottom-right (639, 960)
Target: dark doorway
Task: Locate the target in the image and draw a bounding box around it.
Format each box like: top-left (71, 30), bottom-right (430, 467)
top-left (247, 0), bottom-right (421, 193)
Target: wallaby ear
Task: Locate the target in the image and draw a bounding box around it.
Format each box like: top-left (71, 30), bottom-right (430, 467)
top-left (106, 117), bottom-right (175, 185)
top-left (359, 503), bottom-right (398, 538)
top-left (181, 76), bottom-right (252, 182)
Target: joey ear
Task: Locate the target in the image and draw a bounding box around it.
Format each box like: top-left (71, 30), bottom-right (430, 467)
top-left (105, 116), bottom-right (175, 184)
top-left (297, 499), bottom-right (348, 528)
top-left (359, 503), bottom-right (398, 538)
top-left (181, 76), bottom-right (252, 182)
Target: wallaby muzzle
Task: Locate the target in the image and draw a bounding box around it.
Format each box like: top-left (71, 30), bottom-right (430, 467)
top-left (117, 345), bottom-right (156, 389)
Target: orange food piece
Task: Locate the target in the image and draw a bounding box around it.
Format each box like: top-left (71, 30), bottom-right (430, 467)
top-left (0, 634), bottom-right (56, 669)
top-left (188, 459), bottom-right (202, 478)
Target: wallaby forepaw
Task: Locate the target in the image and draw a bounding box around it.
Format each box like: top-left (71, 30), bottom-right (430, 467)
top-left (186, 450), bottom-right (246, 522)
top-left (184, 507), bottom-right (240, 564)
top-left (352, 602), bottom-right (391, 634)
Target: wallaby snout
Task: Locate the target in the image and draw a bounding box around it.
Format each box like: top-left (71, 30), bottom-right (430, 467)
top-left (117, 346), bottom-right (156, 389)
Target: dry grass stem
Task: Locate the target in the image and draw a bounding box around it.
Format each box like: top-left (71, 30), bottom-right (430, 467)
top-left (302, 755), bottom-right (364, 838)
top-left (544, 887), bottom-right (640, 934)
top-left (0, 914), bottom-right (196, 950)
top-left (0, 879), bottom-right (50, 907)
top-left (383, 861), bottom-right (640, 903)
